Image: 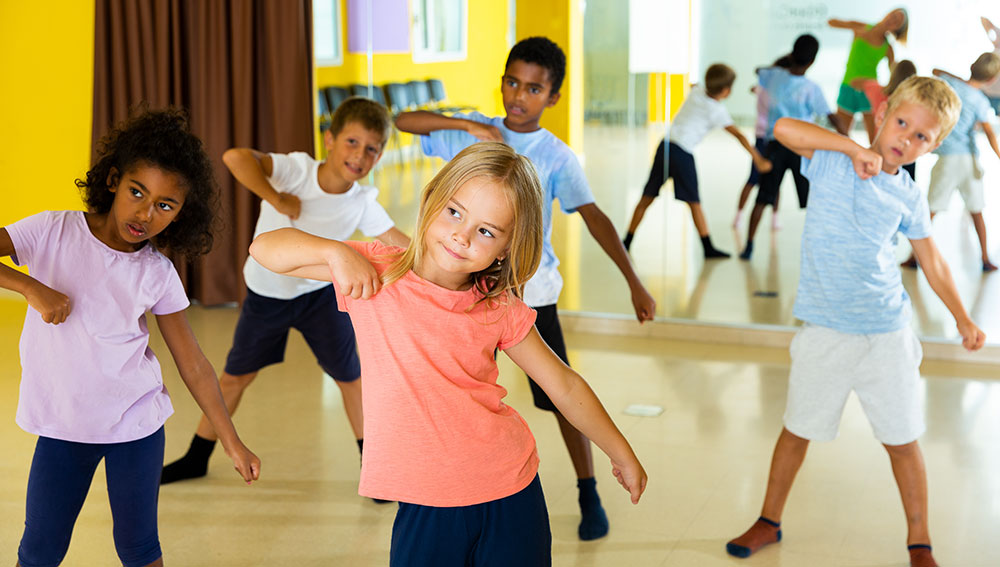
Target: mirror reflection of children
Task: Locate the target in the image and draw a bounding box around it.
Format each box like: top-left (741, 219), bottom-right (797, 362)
top-left (2, 109), bottom-right (259, 567)
top-left (250, 142), bottom-right (647, 566)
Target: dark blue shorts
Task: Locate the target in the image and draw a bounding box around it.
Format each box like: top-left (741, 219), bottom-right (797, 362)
top-left (18, 428), bottom-right (165, 567)
top-left (642, 140), bottom-right (700, 202)
top-left (390, 475), bottom-right (551, 567)
top-left (526, 304), bottom-right (568, 412)
top-left (756, 140), bottom-right (809, 208)
top-left (744, 137), bottom-right (769, 186)
top-left (224, 286), bottom-right (361, 382)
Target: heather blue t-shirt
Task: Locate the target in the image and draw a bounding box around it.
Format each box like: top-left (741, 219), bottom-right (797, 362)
top-left (420, 112), bottom-right (595, 307)
top-left (936, 75), bottom-right (996, 156)
top-left (758, 67), bottom-right (831, 140)
top-left (794, 150), bottom-right (932, 334)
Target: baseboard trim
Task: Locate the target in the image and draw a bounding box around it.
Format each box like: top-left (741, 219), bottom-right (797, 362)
top-left (558, 312), bottom-right (1000, 365)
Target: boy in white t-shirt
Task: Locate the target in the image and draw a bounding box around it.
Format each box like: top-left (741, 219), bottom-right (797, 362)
top-left (623, 63), bottom-right (772, 258)
top-left (162, 97), bottom-right (409, 489)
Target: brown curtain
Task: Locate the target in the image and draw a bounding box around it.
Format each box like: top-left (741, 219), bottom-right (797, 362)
top-left (92, 0), bottom-right (315, 305)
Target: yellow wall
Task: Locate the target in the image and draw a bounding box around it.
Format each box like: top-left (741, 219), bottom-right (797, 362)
top-left (515, 0), bottom-right (583, 151)
top-left (316, 0), bottom-right (508, 120)
top-left (0, 1), bottom-right (95, 227)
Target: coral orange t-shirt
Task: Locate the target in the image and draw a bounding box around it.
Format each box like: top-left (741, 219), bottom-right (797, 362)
top-left (338, 241), bottom-right (539, 506)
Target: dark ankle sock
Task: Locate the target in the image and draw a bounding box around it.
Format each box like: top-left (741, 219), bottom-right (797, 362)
top-left (908, 544), bottom-right (938, 567)
top-left (161, 434), bottom-right (216, 484)
top-left (623, 232), bottom-right (634, 251)
top-left (577, 477), bottom-right (609, 540)
top-left (701, 236), bottom-right (730, 258)
top-left (739, 240), bottom-right (754, 260)
top-left (357, 438), bottom-right (393, 504)
top-left (726, 516), bottom-right (781, 558)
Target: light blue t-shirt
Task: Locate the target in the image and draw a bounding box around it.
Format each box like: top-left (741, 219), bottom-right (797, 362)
top-left (421, 112), bottom-right (595, 307)
top-left (758, 67), bottom-right (831, 140)
top-left (936, 75), bottom-right (996, 156)
top-left (794, 150), bottom-right (932, 334)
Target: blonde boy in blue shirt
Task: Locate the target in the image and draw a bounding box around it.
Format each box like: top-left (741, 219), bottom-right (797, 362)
top-left (726, 77), bottom-right (985, 567)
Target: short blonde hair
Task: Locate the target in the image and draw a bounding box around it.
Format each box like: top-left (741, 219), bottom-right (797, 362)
top-left (886, 76), bottom-right (961, 143)
top-left (704, 63), bottom-right (736, 97)
top-left (381, 142), bottom-right (544, 305)
top-left (970, 52), bottom-right (1000, 83)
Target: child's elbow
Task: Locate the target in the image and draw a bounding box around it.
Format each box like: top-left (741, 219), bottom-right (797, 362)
top-left (773, 118), bottom-right (792, 142)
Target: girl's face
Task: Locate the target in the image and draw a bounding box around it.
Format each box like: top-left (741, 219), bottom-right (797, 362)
top-left (417, 176), bottom-right (513, 291)
top-left (104, 164), bottom-right (187, 251)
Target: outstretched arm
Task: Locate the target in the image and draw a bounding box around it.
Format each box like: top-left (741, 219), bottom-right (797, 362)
top-left (774, 118), bottom-right (881, 178)
top-left (980, 122), bottom-right (1000, 162)
top-left (724, 125), bottom-right (772, 173)
top-left (505, 329), bottom-right (647, 503)
top-left (0, 228), bottom-right (71, 324)
top-left (932, 68), bottom-right (962, 82)
top-left (828, 18), bottom-right (867, 32)
top-left (156, 310), bottom-right (261, 483)
top-left (249, 228), bottom-right (381, 299)
top-left (575, 204), bottom-right (656, 322)
top-left (910, 237), bottom-right (985, 351)
top-left (222, 148), bottom-right (301, 220)
top-left (375, 227), bottom-right (411, 248)
top-left (984, 16), bottom-right (999, 45)
top-left (395, 110), bottom-right (503, 142)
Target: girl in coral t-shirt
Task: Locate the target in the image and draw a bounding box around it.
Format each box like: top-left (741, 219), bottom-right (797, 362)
top-left (250, 142), bottom-right (646, 566)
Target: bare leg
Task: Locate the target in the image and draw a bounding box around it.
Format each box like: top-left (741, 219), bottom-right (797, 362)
top-left (142, 559), bottom-right (164, 567)
top-left (555, 409), bottom-right (608, 540)
top-left (727, 428), bottom-right (810, 557)
top-left (689, 202), bottom-right (710, 237)
top-left (336, 377), bottom-right (364, 440)
top-left (736, 183), bottom-right (755, 213)
top-left (970, 212), bottom-right (996, 270)
top-left (863, 112), bottom-right (877, 144)
top-left (626, 195), bottom-right (656, 236)
top-left (195, 371), bottom-right (258, 441)
top-left (885, 441), bottom-right (931, 546)
top-left (836, 108), bottom-right (855, 134)
top-left (555, 410), bottom-right (595, 478)
top-left (739, 203), bottom-right (768, 259)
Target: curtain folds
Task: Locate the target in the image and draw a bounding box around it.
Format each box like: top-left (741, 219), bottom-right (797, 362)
top-left (92, 0), bottom-right (315, 305)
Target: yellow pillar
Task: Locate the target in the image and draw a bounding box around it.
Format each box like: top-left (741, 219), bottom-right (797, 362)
top-left (515, 0), bottom-right (583, 152)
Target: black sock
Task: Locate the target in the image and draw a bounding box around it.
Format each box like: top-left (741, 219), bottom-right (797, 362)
top-left (577, 477), bottom-right (609, 540)
top-left (739, 240), bottom-right (754, 260)
top-left (623, 232), bottom-right (634, 251)
top-left (161, 434), bottom-right (216, 484)
top-left (701, 236), bottom-right (730, 258)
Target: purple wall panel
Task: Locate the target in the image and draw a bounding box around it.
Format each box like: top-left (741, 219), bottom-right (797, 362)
top-left (348, 0), bottom-right (410, 53)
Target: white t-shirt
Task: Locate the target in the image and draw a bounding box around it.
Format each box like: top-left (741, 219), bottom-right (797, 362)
top-left (243, 152), bottom-right (395, 299)
top-left (668, 86), bottom-right (734, 153)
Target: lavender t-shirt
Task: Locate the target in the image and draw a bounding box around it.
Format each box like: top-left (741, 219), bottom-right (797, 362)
top-left (7, 211), bottom-right (189, 443)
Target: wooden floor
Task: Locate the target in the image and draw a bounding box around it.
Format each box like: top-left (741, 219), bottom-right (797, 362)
top-left (1, 298), bottom-right (1000, 566)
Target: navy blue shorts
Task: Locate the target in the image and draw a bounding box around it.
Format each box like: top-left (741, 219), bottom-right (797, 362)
top-left (756, 140), bottom-right (809, 208)
top-left (18, 428), bottom-right (165, 567)
top-left (224, 286), bottom-right (361, 382)
top-left (390, 475), bottom-right (551, 567)
top-left (642, 139), bottom-right (700, 202)
top-left (526, 304), bottom-right (568, 412)
top-left (744, 137), bottom-right (769, 186)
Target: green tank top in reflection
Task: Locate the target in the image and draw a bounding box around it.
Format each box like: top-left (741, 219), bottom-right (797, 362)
top-left (842, 28), bottom-right (888, 85)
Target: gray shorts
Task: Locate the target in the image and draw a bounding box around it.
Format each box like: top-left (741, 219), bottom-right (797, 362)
top-left (784, 324), bottom-right (924, 445)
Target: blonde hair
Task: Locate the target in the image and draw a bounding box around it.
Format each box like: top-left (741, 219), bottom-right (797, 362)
top-left (970, 52), bottom-right (1000, 83)
top-left (885, 60), bottom-right (917, 95)
top-left (886, 76), bottom-right (961, 143)
top-left (887, 8), bottom-right (908, 45)
top-left (704, 63), bottom-right (736, 97)
top-left (381, 142), bottom-right (544, 305)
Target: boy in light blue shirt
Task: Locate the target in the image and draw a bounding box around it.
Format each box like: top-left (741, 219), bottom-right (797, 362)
top-left (726, 77), bottom-right (984, 567)
top-left (395, 36), bottom-right (655, 541)
top-left (902, 53), bottom-right (1000, 271)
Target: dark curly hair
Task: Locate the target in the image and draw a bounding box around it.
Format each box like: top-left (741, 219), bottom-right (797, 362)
top-left (506, 36), bottom-right (566, 94)
top-left (76, 107), bottom-right (220, 257)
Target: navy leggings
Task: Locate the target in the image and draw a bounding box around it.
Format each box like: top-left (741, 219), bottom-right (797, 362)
top-left (18, 428), bottom-right (165, 567)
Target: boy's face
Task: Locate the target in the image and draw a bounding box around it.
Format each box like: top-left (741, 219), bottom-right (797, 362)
top-left (323, 121), bottom-right (384, 183)
top-left (500, 60), bottom-right (560, 133)
top-left (872, 100), bottom-right (942, 173)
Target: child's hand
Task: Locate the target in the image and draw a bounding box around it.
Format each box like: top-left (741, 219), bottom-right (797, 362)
top-left (465, 121), bottom-right (504, 142)
top-left (225, 441), bottom-right (261, 485)
top-left (274, 193), bottom-right (302, 220)
top-left (851, 147), bottom-right (882, 179)
top-left (630, 285), bottom-right (656, 323)
top-left (611, 455), bottom-right (648, 504)
top-left (24, 282), bottom-right (71, 325)
top-left (330, 248), bottom-right (381, 299)
top-left (957, 319), bottom-right (986, 351)
top-left (755, 156), bottom-right (773, 174)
